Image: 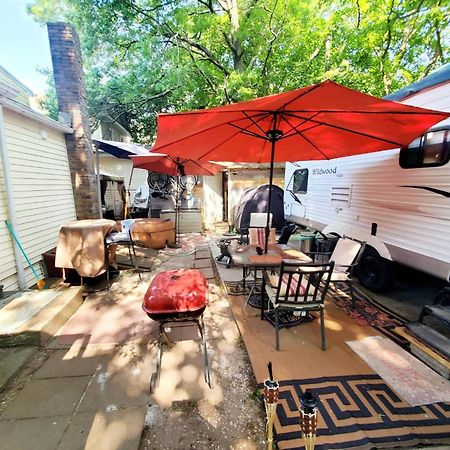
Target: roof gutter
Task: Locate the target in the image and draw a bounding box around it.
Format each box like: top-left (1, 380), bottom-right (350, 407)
top-left (0, 104), bottom-right (26, 289)
top-left (0, 96), bottom-right (73, 134)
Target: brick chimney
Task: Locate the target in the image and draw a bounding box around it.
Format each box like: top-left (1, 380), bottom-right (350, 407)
top-left (47, 22), bottom-right (100, 219)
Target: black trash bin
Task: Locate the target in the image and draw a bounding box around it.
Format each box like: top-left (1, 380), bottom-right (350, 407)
top-left (312, 235), bottom-right (339, 262)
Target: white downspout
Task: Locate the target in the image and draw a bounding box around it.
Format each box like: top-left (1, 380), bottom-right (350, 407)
top-left (95, 147), bottom-right (103, 218)
top-left (0, 104), bottom-right (26, 289)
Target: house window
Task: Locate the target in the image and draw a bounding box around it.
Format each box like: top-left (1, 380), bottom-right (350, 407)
top-left (400, 127), bottom-right (449, 168)
top-left (292, 169), bottom-right (309, 193)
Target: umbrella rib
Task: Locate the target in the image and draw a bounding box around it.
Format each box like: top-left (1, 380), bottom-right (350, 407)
top-left (194, 113), bottom-right (271, 161)
top-left (277, 82), bottom-right (325, 111)
top-left (229, 123), bottom-right (268, 139)
top-left (243, 111), bottom-right (272, 136)
top-left (278, 112), bottom-right (321, 139)
top-left (282, 115), bottom-right (331, 160)
top-left (189, 159), bottom-right (217, 176)
top-left (285, 109), bottom-right (446, 115)
top-left (154, 111), bottom-right (270, 154)
top-left (282, 122), bottom-right (321, 139)
top-left (282, 111), bottom-right (406, 147)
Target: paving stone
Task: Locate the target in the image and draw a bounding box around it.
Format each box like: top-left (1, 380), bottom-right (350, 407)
top-left (0, 416), bottom-right (70, 450)
top-left (195, 250), bottom-right (211, 259)
top-left (76, 349), bottom-right (153, 412)
top-left (56, 407), bottom-right (146, 450)
top-left (34, 349), bottom-right (108, 379)
top-left (198, 267), bottom-right (215, 280)
top-left (55, 293), bottom-right (157, 345)
top-left (194, 259), bottom-right (212, 269)
top-left (0, 376), bottom-right (91, 419)
top-left (0, 347), bottom-right (36, 392)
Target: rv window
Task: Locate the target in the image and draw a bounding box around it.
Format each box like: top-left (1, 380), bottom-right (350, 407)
top-left (400, 128), bottom-right (449, 168)
top-left (292, 169), bottom-right (309, 193)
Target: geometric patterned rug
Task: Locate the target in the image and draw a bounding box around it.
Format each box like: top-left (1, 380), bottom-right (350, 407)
top-left (264, 374), bottom-right (450, 450)
top-left (330, 285), bottom-right (408, 347)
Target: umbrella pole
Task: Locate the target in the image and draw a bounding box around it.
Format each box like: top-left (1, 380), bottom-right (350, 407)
top-left (264, 138), bottom-right (276, 253)
top-left (125, 167), bottom-right (134, 219)
top-left (168, 173), bottom-right (182, 248)
top-left (175, 174), bottom-right (179, 244)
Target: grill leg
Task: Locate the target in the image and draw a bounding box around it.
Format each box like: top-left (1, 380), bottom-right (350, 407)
top-left (150, 323), bottom-right (165, 394)
top-left (196, 317), bottom-right (212, 388)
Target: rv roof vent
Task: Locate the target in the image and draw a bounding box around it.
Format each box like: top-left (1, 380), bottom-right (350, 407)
top-left (331, 185), bottom-right (352, 207)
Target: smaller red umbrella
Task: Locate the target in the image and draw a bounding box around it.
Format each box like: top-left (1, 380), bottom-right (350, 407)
top-left (130, 153), bottom-right (223, 246)
top-left (130, 153), bottom-right (222, 176)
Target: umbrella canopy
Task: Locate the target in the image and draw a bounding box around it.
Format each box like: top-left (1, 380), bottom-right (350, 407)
top-left (151, 79), bottom-right (449, 251)
top-left (93, 139), bottom-right (149, 159)
top-left (130, 153), bottom-right (223, 176)
top-left (152, 80), bottom-right (448, 162)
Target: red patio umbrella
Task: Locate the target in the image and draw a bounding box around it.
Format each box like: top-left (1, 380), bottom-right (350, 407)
top-left (151, 80), bottom-right (449, 251)
top-left (130, 153), bottom-right (222, 176)
top-left (130, 153), bottom-right (223, 246)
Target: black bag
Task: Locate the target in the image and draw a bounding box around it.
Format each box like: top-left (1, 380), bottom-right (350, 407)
top-left (433, 286), bottom-right (450, 306)
top-left (277, 223), bottom-right (298, 244)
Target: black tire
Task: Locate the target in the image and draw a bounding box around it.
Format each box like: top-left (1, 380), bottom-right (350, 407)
top-left (356, 246), bottom-right (393, 292)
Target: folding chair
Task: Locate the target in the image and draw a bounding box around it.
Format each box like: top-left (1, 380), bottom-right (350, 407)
top-left (308, 236), bottom-right (366, 306)
top-left (105, 219), bottom-right (142, 280)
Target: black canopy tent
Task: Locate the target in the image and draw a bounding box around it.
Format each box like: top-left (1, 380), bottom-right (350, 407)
top-left (233, 184), bottom-right (285, 233)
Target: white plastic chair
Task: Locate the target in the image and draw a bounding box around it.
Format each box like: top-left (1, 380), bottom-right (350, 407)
top-left (249, 212), bottom-right (273, 228)
top-left (311, 237), bottom-right (366, 305)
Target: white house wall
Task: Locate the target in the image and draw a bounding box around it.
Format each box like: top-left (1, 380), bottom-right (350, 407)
top-left (99, 153), bottom-right (148, 202)
top-left (0, 108), bottom-right (76, 290)
top-left (203, 173), bottom-right (223, 228)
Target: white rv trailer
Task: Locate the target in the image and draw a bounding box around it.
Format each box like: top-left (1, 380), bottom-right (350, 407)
top-left (284, 65), bottom-right (450, 291)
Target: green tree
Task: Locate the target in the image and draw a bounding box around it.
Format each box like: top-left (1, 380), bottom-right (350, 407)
top-left (30, 0), bottom-right (449, 142)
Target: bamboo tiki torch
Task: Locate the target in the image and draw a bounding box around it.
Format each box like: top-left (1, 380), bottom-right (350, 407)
top-left (263, 362), bottom-right (279, 450)
top-left (299, 390), bottom-right (319, 450)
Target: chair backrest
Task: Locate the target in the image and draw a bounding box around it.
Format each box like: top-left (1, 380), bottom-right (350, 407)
top-left (120, 218), bottom-right (136, 238)
top-left (249, 227), bottom-right (276, 246)
top-left (273, 260), bottom-right (335, 307)
top-left (249, 212), bottom-right (273, 228)
top-left (330, 237), bottom-right (363, 271)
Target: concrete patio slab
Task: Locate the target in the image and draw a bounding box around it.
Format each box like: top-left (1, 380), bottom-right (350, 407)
top-left (0, 290), bottom-right (59, 334)
top-left (193, 258), bottom-right (212, 269)
top-left (0, 287), bottom-right (83, 346)
top-left (0, 416), bottom-right (71, 450)
top-left (55, 289), bottom-right (157, 345)
top-left (76, 345), bottom-right (154, 412)
top-left (198, 267), bottom-right (215, 280)
top-left (195, 249), bottom-right (211, 259)
top-left (0, 347), bottom-right (36, 392)
top-left (56, 407), bottom-right (146, 450)
top-left (0, 376), bottom-right (91, 419)
top-left (34, 349), bottom-right (108, 379)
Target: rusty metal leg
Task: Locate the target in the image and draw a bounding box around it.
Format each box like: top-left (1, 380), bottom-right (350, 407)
top-left (150, 323), bottom-right (165, 394)
top-left (196, 317), bottom-right (212, 388)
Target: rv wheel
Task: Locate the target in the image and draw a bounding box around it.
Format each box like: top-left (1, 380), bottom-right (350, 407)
top-left (356, 246), bottom-right (392, 292)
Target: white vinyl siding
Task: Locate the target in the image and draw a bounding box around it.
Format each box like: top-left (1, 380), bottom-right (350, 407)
top-left (0, 109), bottom-right (76, 290)
top-left (0, 68), bottom-right (31, 107)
